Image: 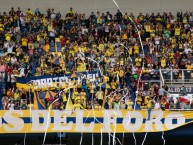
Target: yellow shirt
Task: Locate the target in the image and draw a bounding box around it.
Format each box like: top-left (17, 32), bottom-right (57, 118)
top-left (48, 25), bottom-right (52, 32)
top-left (5, 33), bottom-right (11, 41)
top-left (135, 58), bottom-right (142, 67)
top-left (144, 95), bottom-right (150, 105)
top-left (63, 94), bottom-right (67, 102)
top-left (0, 24), bottom-right (4, 31)
top-left (129, 47), bottom-right (133, 55)
top-left (145, 25), bottom-right (151, 32)
top-left (95, 91), bottom-right (104, 100)
top-left (136, 97), bottom-right (142, 106)
top-left (119, 69), bottom-right (124, 77)
top-left (161, 59), bottom-right (166, 67)
top-left (45, 44), bottom-right (50, 52)
top-left (183, 17), bottom-right (187, 24)
top-left (123, 33), bottom-right (128, 40)
top-left (186, 65), bottom-right (193, 70)
top-left (73, 103), bottom-right (84, 110)
top-left (72, 91), bottom-right (79, 100)
top-left (127, 101), bottom-right (133, 110)
top-left (14, 93), bottom-right (20, 100)
top-left (22, 38), bottom-right (28, 46)
top-left (175, 28), bottom-right (181, 36)
top-left (134, 45), bottom-right (139, 54)
top-left (111, 82), bottom-right (117, 90)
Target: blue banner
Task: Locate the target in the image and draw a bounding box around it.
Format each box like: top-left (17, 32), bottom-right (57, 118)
top-left (16, 71), bottom-right (100, 89)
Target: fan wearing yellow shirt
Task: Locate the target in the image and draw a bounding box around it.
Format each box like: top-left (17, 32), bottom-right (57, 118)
top-left (128, 46), bottom-right (133, 56)
top-left (0, 21), bottom-right (4, 31)
top-left (26, 8), bottom-right (33, 17)
top-left (72, 89), bottom-right (79, 103)
top-left (161, 57), bottom-right (166, 68)
top-left (61, 92), bottom-right (67, 109)
top-left (150, 26), bottom-right (155, 37)
top-left (111, 80), bottom-right (117, 91)
top-left (169, 51), bottom-right (175, 59)
top-left (73, 100), bottom-right (84, 110)
top-left (186, 64), bottom-right (193, 70)
top-left (144, 95), bottom-right (150, 105)
top-left (133, 43), bottom-right (139, 55)
top-left (135, 56), bottom-right (142, 67)
top-left (123, 32), bottom-right (128, 40)
top-left (174, 26), bottom-right (181, 36)
top-left (127, 98), bottom-right (134, 111)
top-left (21, 36), bottom-right (28, 53)
top-left (183, 15), bottom-right (188, 24)
top-left (80, 88), bottom-right (86, 97)
top-left (119, 68), bottom-right (125, 78)
top-left (14, 89), bottom-right (20, 102)
top-left (140, 103), bottom-right (147, 109)
top-left (136, 95), bottom-right (142, 106)
top-left (5, 32), bottom-right (11, 41)
top-left (138, 13), bottom-right (144, 21)
top-left (44, 42), bottom-right (50, 52)
top-left (142, 67), bottom-right (148, 74)
top-left (94, 102), bottom-right (101, 110)
top-left (48, 23), bottom-right (53, 33)
top-left (145, 24), bottom-right (151, 33)
top-left (95, 89), bottom-right (104, 106)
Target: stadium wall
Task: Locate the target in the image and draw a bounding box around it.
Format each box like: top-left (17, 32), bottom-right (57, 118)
top-left (1, 0), bottom-right (193, 16)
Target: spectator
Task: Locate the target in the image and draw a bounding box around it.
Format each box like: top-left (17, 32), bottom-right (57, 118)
top-left (0, 7), bottom-right (192, 111)
top-left (126, 97), bottom-right (133, 110)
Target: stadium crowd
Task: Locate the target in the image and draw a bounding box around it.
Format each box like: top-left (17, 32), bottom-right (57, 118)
top-left (0, 7), bottom-right (193, 110)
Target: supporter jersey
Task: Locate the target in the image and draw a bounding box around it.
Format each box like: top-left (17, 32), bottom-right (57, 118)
top-left (123, 33), bottom-right (128, 40)
top-left (48, 25), bottom-right (52, 32)
top-left (129, 46), bottom-right (133, 55)
top-left (127, 101), bottom-right (133, 110)
top-left (145, 25), bottom-right (151, 32)
top-left (5, 33), bottom-right (11, 41)
top-left (161, 58), bottom-right (166, 67)
top-left (175, 28), bottom-right (181, 36)
top-left (0, 23), bottom-right (4, 31)
top-left (150, 29), bottom-right (155, 37)
top-left (22, 38), bottom-right (28, 46)
top-left (73, 103), bottom-right (83, 110)
top-left (183, 16), bottom-right (187, 24)
top-left (134, 45), bottom-right (139, 54)
top-left (72, 91), bottom-right (79, 100)
top-left (111, 82), bottom-right (117, 90)
top-left (135, 57), bottom-right (142, 67)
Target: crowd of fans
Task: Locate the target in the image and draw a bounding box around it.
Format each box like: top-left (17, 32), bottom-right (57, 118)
top-left (0, 7), bottom-right (193, 110)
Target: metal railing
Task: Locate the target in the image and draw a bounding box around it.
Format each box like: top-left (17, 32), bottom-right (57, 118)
top-left (161, 69), bottom-right (193, 85)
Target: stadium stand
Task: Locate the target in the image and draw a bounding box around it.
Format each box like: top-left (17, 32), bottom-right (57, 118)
top-left (0, 7), bottom-right (193, 111)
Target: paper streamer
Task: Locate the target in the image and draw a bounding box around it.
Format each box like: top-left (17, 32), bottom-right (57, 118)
top-left (162, 131), bottom-right (166, 145)
top-left (111, 0), bottom-right (146, 144)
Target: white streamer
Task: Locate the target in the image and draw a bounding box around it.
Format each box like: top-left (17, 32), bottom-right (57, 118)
top-left (122, 132), bottom-right (124, 145)
top-left (141, 119), bottom-right (148, 145)
top-left (78, 46), bottom-right (107, 76)
top-left (79, 111), bottom-right (91, 145)
top-left (78, 45), bottom-right (120, 145)
top-left (100, 128), bottom-right (103, 145)
top-left (42, 97), bottom-right (59, 145)
top-left (111, 0), bottom-right (146, 145)
top-left (92, 132), bottom-right (94, 145)
top-left (162, 131), bottom-right (166, 145)
top-left (42, 74), bottom-right (86, 145)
